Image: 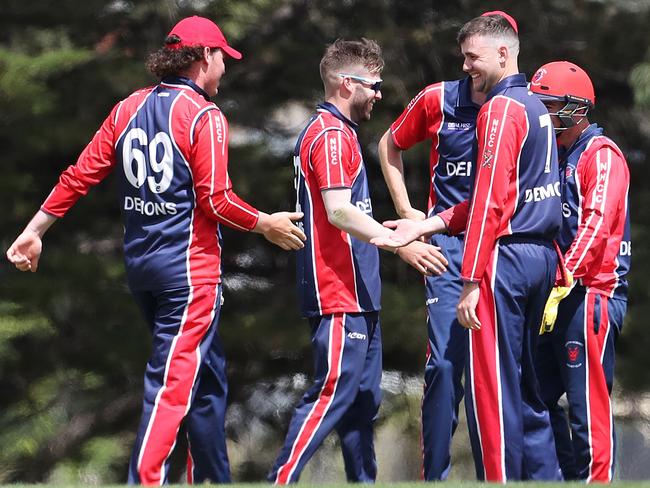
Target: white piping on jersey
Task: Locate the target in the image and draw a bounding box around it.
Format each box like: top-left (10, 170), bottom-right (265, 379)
top-left (466, 96), bottom-right (512, 281)
top-left (391, 83), bottom-right (443, 136)
top-left (302, 174), bottom-right (323, 314)
top-left (509, 110), bottom-right (529, 235)
top-left (205, 111), bottom-right (248, 231)
top-left (115, 87), bottom-right (152, 124)
top-left (114, 89), bottom-right (156, 147)
top-left (189, 105), bottom-right (217, 145)
top-left (178, 90), bottom-right (202, 110)
top-left (430, 82), bottom-right (445, 212)
top-left (612, 183), bottom-right (630, 297)
top-left (213, 110), bottom-right (258, 220)
top-left (566, 144), bottom-right (612, 274)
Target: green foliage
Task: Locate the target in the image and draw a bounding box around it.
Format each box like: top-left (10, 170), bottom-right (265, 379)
top-left (1, 0), bottom-right (650, 483)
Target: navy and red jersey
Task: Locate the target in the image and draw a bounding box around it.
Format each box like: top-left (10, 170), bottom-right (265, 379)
top-left (557, 124), bottom-right (630, 298)
top-left (294, 102), bottom-right (381, 318)
top-left (42, 76), bottom-right (260, 290)
top-left (439, 74), bottom-right (562, 282)
top-left (390, 77), bottom-right (480, 215)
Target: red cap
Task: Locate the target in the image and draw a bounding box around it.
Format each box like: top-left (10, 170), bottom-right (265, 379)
top-left (166, 16), bottom-right (242, 60)
top-left (481, 10), bottom-right (519, 33)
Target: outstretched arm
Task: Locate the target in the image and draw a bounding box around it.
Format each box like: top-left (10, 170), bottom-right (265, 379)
top-left (6, 210), bottom-right (58, 272)
top-left (370, 214), bottom-right (448, 248)
top-left (253, 212), bottom-right (306, 250)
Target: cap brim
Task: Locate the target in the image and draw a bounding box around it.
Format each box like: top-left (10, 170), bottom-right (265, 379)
top-left (221, 44), bottom-right (242, 60)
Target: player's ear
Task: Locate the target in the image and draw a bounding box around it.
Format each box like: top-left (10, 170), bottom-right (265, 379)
top-left (202, 46), bottom-right (212, 64)
top-left (497, 45), bottom-right (508, 67)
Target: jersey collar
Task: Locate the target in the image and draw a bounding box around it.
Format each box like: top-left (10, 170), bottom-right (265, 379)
top-left (562, 123), bottom-right (603, 162)
top-left (456, 77), bottom-right (481, 109)
top-left (486, 73), bottom-right (527, 101)
top-left (161, 76), bottom-right (212, 101)
top-left (317, 102), bottom-right (359, 132)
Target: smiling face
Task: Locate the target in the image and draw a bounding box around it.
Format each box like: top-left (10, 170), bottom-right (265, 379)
top-left (460, 34), bottom-right (505, 95)
top-left (346, 67), bottom-right (382, 123)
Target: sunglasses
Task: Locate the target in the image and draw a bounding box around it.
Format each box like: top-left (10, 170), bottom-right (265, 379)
top-left (338, 73), bottom-right (382, 92)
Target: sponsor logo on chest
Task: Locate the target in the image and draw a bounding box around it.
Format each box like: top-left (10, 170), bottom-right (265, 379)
top-left (524, 182), bottom-right (561, 203)
top-left (446, 121), bottom-right (473, 131)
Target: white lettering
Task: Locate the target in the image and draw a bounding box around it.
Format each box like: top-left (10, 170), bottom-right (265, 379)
top-left (620, 241), bottom-right (632, 256)
top-left (487, 118), bottom-right (500, 148)
top-left (562, 202), bottom-right (571, 218)
top-left (123, 196), bottom-right (177, 216)
top-left (329, 137), bottom-right (339, 166)
top-left (524, 182), bottom-right (561, 203)
top-left (446, 161), bottom-right (472, 177)
top-left (355, 198), bottom-right (372, 215)
top-left (347, 332), bottom-right (367, 340)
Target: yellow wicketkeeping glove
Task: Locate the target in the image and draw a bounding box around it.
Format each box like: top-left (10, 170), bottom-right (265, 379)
top-left (539, 272), bottom-right (574, 335)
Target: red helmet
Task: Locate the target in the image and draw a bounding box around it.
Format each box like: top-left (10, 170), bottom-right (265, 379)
top-left (530, 61), bottom-right (595, 107)
top-left (531, 61), bottom-right (595, 130)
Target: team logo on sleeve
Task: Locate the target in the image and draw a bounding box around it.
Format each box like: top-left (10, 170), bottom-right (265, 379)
top-left (565, 165), bottom-right (574, 179)
top-left (565, 340), bottom-right (583, 368)
top-left (329, 137), bottom-right (339, 166)
top-left (482, 149), bottom-right (494, 168)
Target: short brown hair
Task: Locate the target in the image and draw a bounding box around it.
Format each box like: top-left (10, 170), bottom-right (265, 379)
top-left (319, 38), bottom-right (384, 83)
top-left (146, 35), bottom-right (206, 78)
top-left (457, 15), bottom-right (519, 53)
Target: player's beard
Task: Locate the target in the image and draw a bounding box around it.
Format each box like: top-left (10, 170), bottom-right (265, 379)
top-left (350, 91), bottom-right (375, 123)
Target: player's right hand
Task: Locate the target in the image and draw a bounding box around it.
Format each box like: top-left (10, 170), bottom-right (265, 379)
top-left (6, 230), bottom-right (43, 272)
top-left (370, 218), bottom-right (426, 249)
top-left (396, 241), bottom-right (448, 276)
top-left (261, 211), bottom-right (306, 250)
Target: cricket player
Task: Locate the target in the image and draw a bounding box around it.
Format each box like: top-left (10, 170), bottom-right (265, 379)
top-left (268, 38), bottom-right (447, 484)
top-left (377, 12), bottom-right (524, 479)
top-left (372, 13), bottom-right (563, 481)
top-left (6, 16), bottom-right (306, 485)
top-left (531, 61), bottom-right (631, 482)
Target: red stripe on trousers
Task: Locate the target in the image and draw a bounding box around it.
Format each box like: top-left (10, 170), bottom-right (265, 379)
top-left (585, 293), bottom-right (613, 482)
top-left (275, 314), bottom-right (345, 484)
top-left (470, 252), bottom-right (504, 481)
top-left (138, 284), bottom-right (218, 485)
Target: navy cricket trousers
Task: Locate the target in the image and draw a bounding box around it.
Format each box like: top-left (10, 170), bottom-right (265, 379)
top-left (269, 312), bottom-right (382, 484)
top-left (128, 284), bottom-right (230, 485)
top-left (464, 238), bottom-right (562, 481)
top-left (422, 233), bottom-right (467, 480)
top-left (536, 287), bottom-right (625, 482)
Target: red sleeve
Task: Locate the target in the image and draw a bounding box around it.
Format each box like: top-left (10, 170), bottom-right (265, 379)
top-left (564, 145), bottom-right (630, 279)
top-left (310, 129), bottom-right (356, 190)
top-left (438, 200), bottom-right (470, 235)
top-left (461, 97), bottom-right (527, 282)
top-left (41, 103), bottom-right (120, 217)
top-left (190, 109), bottom-right (259, 231)
top-left (390, 84), bottom-right (442, 150)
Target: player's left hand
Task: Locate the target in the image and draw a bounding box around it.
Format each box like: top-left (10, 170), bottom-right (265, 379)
top-left (457, 282), bottom-right (481, 330)
top-left (396, 240), bottom-right (448, 276)
top-left (539, 273), bottom-right (574, 334)
top-left (370, 218), bottom-right (426, 248)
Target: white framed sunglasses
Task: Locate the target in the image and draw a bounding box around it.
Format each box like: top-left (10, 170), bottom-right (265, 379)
top-left (338, 73), bottom-right (382, 92)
